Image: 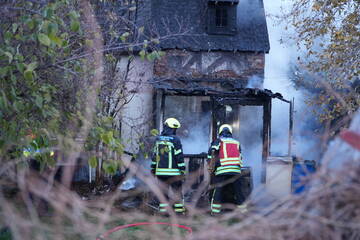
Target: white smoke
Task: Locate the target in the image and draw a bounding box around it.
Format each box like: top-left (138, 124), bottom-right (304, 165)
top-left (181, 114), bottom-right (211, 154)
top-left (163, 96), bottom-right (212, 155)
top-left (269, 99), bottom-right (290, 156)
top-left (233, 0), bottom-right (324, 191)
top-left (237, 106), bottom-right (264, 187)
top-left (246, 75), bottom-right (264, 89)
top-left (263, 0), bottom-right (322, 161)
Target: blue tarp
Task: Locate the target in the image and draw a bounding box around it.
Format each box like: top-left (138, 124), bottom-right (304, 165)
top-left (291, 161), bottom-right (316, 194)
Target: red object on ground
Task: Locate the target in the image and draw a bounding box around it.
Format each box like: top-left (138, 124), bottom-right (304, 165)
top-left (340, 130), bottom-right (360, 151)
top-left (96, 222), bottom-right (193, 240)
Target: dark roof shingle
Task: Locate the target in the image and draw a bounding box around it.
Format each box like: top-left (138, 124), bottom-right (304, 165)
top-left (138, 0), bottom-right (269, 52)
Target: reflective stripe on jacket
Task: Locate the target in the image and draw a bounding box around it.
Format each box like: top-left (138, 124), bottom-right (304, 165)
top-left (151, 135), bottom-right (185, 176)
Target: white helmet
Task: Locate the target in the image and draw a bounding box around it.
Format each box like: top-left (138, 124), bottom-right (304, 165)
top-left (219, 124), bottom-right (232, 134)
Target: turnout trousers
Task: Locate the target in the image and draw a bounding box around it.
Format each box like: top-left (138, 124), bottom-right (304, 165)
top-left (211, 174), bottom-right (246, 214)
top-left (156, 176), bottom-right (185, 213)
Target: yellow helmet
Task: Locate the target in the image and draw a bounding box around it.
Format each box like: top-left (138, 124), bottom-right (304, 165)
top-left (164, 118), bottom-right (181, 129)
top-left (219, 124), bottom-right (232, 134)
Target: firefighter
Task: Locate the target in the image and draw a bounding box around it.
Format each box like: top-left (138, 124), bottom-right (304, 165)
top-left (207, 124), bottom-right (247, 214)
top-left (151, 118), bottom-right (186, 214)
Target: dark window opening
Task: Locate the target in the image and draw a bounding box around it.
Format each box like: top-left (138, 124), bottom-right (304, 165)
top-left (215, 7), bottom-right (228, 27)
top-left (207, 1), bottom-right (237, 35)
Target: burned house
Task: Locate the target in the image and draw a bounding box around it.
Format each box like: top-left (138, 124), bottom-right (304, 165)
top-left (117, 0), bottom-right (296, 198)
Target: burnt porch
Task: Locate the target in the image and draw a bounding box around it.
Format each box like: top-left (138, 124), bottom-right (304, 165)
top-left (148, 77), bottom-right (294, 206)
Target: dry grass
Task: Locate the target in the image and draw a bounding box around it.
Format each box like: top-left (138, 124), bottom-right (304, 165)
top-left (1, 115), bottom-right (359, 240)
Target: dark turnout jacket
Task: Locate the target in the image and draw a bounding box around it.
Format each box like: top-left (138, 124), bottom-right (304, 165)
top-left (151, 126), bottom-right (185, 176)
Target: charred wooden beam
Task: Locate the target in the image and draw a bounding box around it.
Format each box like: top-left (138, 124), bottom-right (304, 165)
top-left (288, 98), bottom-right (294, 156)
top-left (152, 90), bottom-right (158, 130)
top-left (261, 99), bottom-right (271, 183)
top-left (214, 98), bottom-right (268, 106)
top-left (160, 90), bottom-right (165, 133)
top-left (154, 90), bottom-right (164, 131)
top-left (211, 98), bottom-right (218, 141)
top-left (152, 79), bottom-right (288, 101)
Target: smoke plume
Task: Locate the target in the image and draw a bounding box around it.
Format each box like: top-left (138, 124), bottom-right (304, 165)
top-left (264, 0), bottom-right (322, 161)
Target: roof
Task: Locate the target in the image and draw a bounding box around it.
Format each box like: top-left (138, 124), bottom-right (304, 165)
top-left (137, 0), bottom-right (270, 52)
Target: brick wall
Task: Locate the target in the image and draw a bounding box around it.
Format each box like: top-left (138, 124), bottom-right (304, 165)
top-left (154, 49), bottom-right (265, 86)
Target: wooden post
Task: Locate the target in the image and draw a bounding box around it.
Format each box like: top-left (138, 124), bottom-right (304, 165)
top-left (154, 89), bottom-right (164, 131)
top-left (261, 98), bottom-right (271, 183)
top-left (211, 97), bottom-right (218, 141)
top-left (152, 90), bottom-right (158, 130)
top-left (160, 91), bottom-right (165, 133)
top-left (288, 98), bottom-right (294, 157)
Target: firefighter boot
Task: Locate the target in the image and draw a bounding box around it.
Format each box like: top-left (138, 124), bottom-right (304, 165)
top-left (237, 204), bottom-right (248, 213)
top-left (174, 203), bottom-right (185, 215)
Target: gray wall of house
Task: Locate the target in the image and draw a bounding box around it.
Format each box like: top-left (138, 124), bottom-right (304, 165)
top-left (117, 56), bottom-right (154, 154)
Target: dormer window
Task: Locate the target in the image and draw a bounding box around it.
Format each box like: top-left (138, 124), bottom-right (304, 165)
top-left (207, 0), bottom-right (238, 35)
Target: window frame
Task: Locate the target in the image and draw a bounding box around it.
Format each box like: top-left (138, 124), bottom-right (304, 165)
top-left (207, 1), bottom-right (237, 35)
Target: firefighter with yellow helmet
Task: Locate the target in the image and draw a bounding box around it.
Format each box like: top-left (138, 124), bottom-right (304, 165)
top-left (151, 118), bottom-right (186, 214)
top-left (208, 124), bottom-right (247, 214)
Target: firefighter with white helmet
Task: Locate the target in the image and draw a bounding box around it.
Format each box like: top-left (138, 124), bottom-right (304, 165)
top-left (151, 118), bottom-right (185, 214)
top-left (208, 124), bottom-right (247, 214)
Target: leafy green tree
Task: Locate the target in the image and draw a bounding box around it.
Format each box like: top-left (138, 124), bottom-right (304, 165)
top-left (0, 0), bottom-right (127, 181)
top-left (0, 0), bottom-right (181, 181)
top-left (0, 0), bottom-right (86, 163)
top-left (285, 0), bottom-right (359, 122)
